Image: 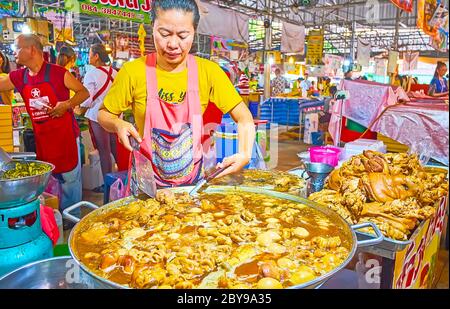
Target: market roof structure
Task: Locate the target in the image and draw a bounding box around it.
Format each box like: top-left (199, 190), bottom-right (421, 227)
top-left (17, 0), bottom-right (450, 56)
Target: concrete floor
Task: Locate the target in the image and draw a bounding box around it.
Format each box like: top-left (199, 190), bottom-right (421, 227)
top-left (78, 138), bottom-right (449, 289)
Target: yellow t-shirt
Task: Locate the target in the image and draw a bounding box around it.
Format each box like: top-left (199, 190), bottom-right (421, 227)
top-left (0, 73), bottom-right (14, 105)
top-left (103, 56), bottom-right (243, 136)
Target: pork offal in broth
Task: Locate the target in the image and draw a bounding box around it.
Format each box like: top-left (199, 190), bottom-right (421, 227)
top-left (73, 190), bottom-right (352, 289)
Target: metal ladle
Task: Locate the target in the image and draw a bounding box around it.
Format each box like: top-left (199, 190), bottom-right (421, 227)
top-left (189, 165), bottom-right (228, 196)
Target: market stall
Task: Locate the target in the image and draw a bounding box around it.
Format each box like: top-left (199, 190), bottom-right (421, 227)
top-left (0, 0), bottom-right (449, 292)
top-left (329, 80), bottom-right (449, 165)
top-left (308, 151), bottom-right (448, 288)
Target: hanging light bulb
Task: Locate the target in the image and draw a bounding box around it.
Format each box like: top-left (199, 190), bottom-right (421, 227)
top-left (289, 56), bottom-right (294, 64)
top-left (268, 56), bottom-right (274, 65)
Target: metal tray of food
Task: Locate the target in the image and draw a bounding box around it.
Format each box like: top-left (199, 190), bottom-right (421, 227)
top-left (63, 185), bottom-right (383, 289)
top-left (353, 220), bottom-right (428, 259)
top-left (209, 169), bottom-right (307, 197)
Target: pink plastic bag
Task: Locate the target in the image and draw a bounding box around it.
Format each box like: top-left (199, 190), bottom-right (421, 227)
top-left (44, 175), bottom-right (62, 208)
top-left (110, 178), bottom-right (127, 202)
top-left (40, 204), bottom-right (59, 246)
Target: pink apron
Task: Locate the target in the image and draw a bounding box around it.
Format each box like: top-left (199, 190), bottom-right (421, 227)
top-left (137, 53), bottom-right (204, 187)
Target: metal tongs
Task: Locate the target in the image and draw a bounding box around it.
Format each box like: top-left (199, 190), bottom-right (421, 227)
top-left (129, 137), bottom-right (157, 198)
top-left (189, 165), bottom-right (228, 196)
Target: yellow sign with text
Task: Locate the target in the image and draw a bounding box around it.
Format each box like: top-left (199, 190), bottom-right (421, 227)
top-left (306, 29), bottom-right (324, 66)
top-left (267, 51), bottom-right (282, 64)
top-left (287, 64), bottom-right (301, 75)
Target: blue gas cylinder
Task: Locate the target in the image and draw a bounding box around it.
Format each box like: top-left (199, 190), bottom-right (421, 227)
top-left (0, 199), bottom-right (53, 277)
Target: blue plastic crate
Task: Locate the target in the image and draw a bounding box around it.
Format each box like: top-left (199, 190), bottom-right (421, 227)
top-left (214, 123), bottom-right (265, 169)
top-left (248, 101), bottom-right (259, 118)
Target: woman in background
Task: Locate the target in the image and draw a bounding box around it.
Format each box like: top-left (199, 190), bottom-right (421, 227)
top-left (0, 50), bottom-right (13, 105)
top-left (56, 46), bottom-right (77, 71)
top-left (321, 77), bottom-right (331, 97)
top-left (80, 44), bottom-right (118, 181)
top-left (57, 46), bottom-right (78, 99)
top-left (428, 61), bottom-right (448, 98)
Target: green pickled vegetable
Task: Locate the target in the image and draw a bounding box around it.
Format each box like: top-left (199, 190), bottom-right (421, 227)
top-left (1, 162), bottom-right (52, 180)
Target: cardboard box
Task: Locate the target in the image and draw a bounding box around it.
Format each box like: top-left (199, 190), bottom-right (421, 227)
top-left (0, 131), bottom-right (12, 139)
top-left (0, 125), bottom-right (12, 132)
top-left (0, 105), bottom-right (13, 152)
top-left (0, 119), bottom-right (11, 126)
top-left (0, 112), bottom-right (11, 120)
top-left (377, 133), bottom-right (409, 153)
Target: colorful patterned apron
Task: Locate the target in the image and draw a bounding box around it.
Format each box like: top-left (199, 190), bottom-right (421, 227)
top-left (138, 53), bottom-right (204, 187)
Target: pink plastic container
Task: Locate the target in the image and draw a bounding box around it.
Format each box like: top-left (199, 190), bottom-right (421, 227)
top-left (309, 146), bottom-right (341, 167)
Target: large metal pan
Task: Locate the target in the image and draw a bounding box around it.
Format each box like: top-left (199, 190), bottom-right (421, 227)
top-left (63, 186), bottom-right (384, 289)
top-left (0, 257), bottom-right (113, 289)
top-left (0, 160), bottom-right (55, 208)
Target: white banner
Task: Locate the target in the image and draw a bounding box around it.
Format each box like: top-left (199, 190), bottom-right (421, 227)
top-left (375, 58), bottom-right (387, 76)
top-left (357, 37), bottom-right (371, 67)
top-left (43, 10), bottom-right (74, 42)
top-left (197, 1), bottom-right (249, 42)
top-left (403, 51), bottom-right (420, 71)
top-left (281, 22), bottom-right (305, 54)
top-left (323, 54), bottom-right (344, 76)
top-left (387, 50), bottom-right (399, 74)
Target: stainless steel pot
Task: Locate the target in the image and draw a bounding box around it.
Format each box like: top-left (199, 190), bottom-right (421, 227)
top-left (0, 256), bottom-right (113, 289)
top-left (0, 160), bottom-right (55, 208)
top-left (63, 186), bottom-right (384, 289)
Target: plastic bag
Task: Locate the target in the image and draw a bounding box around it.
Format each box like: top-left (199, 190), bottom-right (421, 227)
top-left (408, 138), bottom-right (432, 166)
top-left (110, 177), bottom-right (127, 202)
top-left (248, 143), bottom-right (267, 170)
top-left (44, 175), bottom-right (62, 208)
top-left (40, 204), bottom-right (59, 246)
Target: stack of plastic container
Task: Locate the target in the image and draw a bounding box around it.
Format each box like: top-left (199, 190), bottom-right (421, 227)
top-left (343, 138), bottom-right (387, 160)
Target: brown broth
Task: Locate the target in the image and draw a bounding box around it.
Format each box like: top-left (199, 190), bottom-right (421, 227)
top-left (73, 191), bottom-right (352, 288)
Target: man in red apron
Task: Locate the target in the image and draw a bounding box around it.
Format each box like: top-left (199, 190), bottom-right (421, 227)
top-left (98, 0), bottom-right (255, 187)
top-left (0, 34), bottom-right (89, 216)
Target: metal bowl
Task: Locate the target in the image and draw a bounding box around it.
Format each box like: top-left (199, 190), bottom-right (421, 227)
top-left (0, 256), bottom-right (113, 289)
top-left (64, 186), bottom-right (384, 289)
top-left (0, 160), bottom-right (55, 208)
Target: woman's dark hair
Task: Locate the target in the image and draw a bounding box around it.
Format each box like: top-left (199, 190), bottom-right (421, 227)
top-left (57, 46), bottom-right (76, 67)
top-left (151, 0), bottom-right (200, 30)
top-left (434, 61), bottom-right (447, 78)
top-left (0, 50), bottom-right (11, 74)
top-left (90, 43), bottom-right (111, 64)
top-left (330, 85), bottom-right (338, 96)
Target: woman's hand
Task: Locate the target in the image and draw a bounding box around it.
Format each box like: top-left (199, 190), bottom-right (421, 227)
top-left (114, 119), bottom-right (142, 151)
top-left (215, 153), bottom-right (250, 178)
